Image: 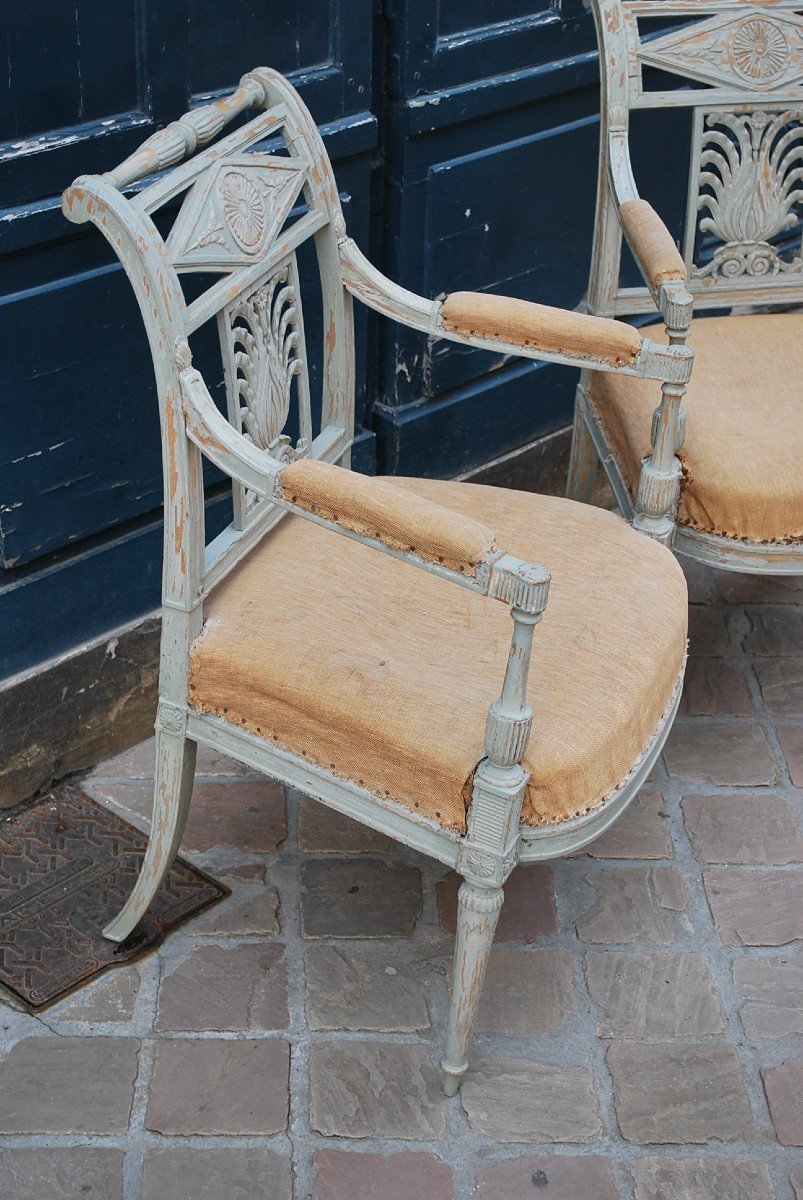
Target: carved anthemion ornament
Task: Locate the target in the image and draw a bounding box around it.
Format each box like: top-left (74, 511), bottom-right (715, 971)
top-left (225, 264), bottom-right (310, 464)
top-left (693, 109), bottom-right (803, 281)
top-left (168, 154), bottom-right (307, 270)
top-left (639, 9), bottom-right (803, 92)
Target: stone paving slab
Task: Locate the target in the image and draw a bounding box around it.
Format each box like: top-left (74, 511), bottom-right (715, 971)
top-left (460, 1056), bottom-right (602, 1143)
top-left (309, 1041), bottom-right (446, 1140)
top-left (584, 950), bottom-right (724, 1038)
top-left (0, 1147), bottom-right (125, 1200)
top-left (630, 1156), bottom-right (776, 1200)
top-left (1, 560), bottom-right (801, 1199)
top-left (314, 1149), bottom-right (454, 1200)
top-left (607, 1042), bottom-right (753, 1144)
top-left (304, 945), bottom-right (430, 1032)
top-left (0, 1037), bottom-right (139, 1134)
top-left (141, 1147), bottom-right (292, 1200)
top-left (732, 957), bottom-right (803, 1039)
top-left (145, 1038), bottom-right (290, 1135)
top-left (476, 1154), bottom-right (619, 1200)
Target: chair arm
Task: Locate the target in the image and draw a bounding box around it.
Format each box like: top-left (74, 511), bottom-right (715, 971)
top-left (278, 459), bottom-right (494, 577)
top-left (607, 133), bottom-right (693, 331)
top-left (339, 238), bottom-right (690, 385)
top-left (620, 199), bottom-right (686, 291)
top-left (180, 361), bottom-right (550, 610)
top-left (440, 292), bottom-right (642, 370)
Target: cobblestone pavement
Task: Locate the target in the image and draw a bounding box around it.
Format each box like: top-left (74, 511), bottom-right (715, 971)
top-left (0, 561), bottom-right (801, 1199)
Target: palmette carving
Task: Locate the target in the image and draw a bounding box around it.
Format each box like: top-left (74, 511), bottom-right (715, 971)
top-left (694, 109), bottom-right (803, 282)
top-left (226, 265), bottom-right (310, 463)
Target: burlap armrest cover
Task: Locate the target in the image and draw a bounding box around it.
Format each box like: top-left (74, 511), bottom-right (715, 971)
top-left (620, 199), bottom-right (686, 290)
top-left (279, 458), bottom-right (496, 575)
top-left (440, 292), bottom-right (642, 368)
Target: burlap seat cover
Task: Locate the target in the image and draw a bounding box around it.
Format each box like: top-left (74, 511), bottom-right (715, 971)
top-left (189, 480), bottom-right (687, 831)
top-left (589, 311), bottom-right (803, 544)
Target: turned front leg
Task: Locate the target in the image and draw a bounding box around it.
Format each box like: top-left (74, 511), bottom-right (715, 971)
top-left (441, 881), bottom-right (503, 1097)
top-left (442, 560), bottom-right (549, 1096)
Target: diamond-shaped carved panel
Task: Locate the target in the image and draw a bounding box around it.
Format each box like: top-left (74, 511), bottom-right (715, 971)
top-left (167, 154), bottom-right (308, 271)
top-left (639, 9), bottom-right (803, 93)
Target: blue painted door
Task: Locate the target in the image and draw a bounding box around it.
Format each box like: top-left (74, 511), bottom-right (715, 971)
top-left (1, 0), bottom-right (375, 678)
top-left (1, 1), bottom-right (679, 681)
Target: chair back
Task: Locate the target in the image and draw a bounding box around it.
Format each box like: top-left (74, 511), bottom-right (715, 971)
top-left (63, 69), bottom-right (355, 614)
top-left (590, 0), bottom-right (803, 316)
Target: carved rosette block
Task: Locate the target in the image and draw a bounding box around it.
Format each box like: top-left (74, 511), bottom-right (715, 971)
top-left (156, 700), bottom-right (187, 737)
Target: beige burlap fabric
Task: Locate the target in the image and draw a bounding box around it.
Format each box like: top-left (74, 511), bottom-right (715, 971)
top-left (589, 311), bottom-right (803, 543)
top-left (189, 479), bottom-right (687, 831)
top-left (279, 458), bottom-right (495, 575)
top-left (621, 199), bottom-right (686, 288)
top-left (440, 291), bottom-right (642, 367)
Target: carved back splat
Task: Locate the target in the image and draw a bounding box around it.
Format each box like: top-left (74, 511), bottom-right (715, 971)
top-left (221, 255), bottom-right (312, 525)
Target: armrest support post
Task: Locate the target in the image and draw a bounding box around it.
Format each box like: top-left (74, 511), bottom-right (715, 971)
top-left (457, 560), bottom-right (549, 885)
top-left (633, 379), bottom-right (687, 546)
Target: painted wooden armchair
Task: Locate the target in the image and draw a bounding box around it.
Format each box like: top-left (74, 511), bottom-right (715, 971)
top-left (568, 0), bottom-right (803, 573)
top-left (63, 69), bottom-right (690, 1094)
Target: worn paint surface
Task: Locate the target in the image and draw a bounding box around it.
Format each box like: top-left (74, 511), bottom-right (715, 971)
top-left (58, 72), bottom-right (689, 1094)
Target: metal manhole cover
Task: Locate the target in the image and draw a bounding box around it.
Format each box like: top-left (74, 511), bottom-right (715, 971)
top-left (0, 785), bottom-right (228, 1011)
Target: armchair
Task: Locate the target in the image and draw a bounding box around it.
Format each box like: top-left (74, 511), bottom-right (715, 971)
top-left (568, 0), bottom-right (803, 572)
top-left (63, 68), bottom-right (688, 1094)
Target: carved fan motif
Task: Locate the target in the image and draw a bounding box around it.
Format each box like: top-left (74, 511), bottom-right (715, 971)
top-left (730, 18), bottom-right (790, 83)
top-left (227, 265), bottom-right (310, 463)
top-left (220, 171), bottom-right (267, 252)
top-left (693, 109), bottom-right (803, 281)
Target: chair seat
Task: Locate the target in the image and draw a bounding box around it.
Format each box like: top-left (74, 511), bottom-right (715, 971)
top-left (189, 479), bottom-right (687, 832)
top-left (589, 311), bottom-right (803, 544)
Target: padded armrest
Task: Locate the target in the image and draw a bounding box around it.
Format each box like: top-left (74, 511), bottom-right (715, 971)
top-left (279, 458), bottom-right (496, 576)
top-left (620, 199), bottom-right (687, 291)
top-left (440, 292), bottom-right (643, 369)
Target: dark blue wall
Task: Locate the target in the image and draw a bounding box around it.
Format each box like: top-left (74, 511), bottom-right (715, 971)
top-left (1, 0), bottom-right (612, 680)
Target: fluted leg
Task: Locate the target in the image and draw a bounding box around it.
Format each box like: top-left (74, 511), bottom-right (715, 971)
top-left (566, 402), bottom-right (598, 503)
top-left (103, 727), bottom-right (197, 942)
top-left (441, 880), bottom-right (503, 1097)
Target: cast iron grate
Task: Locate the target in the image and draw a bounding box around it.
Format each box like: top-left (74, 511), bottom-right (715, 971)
top-left (0, 785), bottom-right (228, 1012)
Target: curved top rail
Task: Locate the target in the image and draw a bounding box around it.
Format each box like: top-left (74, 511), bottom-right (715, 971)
top-left (105, 71), bottom-right (269, 191)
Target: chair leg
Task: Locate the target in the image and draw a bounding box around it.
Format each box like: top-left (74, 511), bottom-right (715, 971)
top-left (441, 879), bottom-right (503, 1097)
top-left (103, 727), bottom-right (197, 943)
top-left (566, 403), bottom-right (598, 503)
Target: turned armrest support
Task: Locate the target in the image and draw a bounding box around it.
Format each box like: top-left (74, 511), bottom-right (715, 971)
top-left (440, 292), bottom-right (643, 369)
top-left (278, 458), bottom-right (495, 577)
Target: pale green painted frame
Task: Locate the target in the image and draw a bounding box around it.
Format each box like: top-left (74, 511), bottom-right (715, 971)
top-left (63, 68), bottom-right (688, 1094)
